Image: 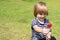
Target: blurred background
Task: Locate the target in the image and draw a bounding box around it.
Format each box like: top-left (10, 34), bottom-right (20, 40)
top-left (0, 0), bottom-right (60, 40)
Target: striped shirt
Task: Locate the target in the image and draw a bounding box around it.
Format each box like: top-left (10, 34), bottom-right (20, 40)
top-left (31, 18), bottom-right (52, 39)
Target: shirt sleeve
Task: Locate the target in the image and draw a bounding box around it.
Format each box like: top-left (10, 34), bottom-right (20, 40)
top-left (31, 19), bottom-right (38, 30)
top-left (31, 19), bottom-right (37, 27)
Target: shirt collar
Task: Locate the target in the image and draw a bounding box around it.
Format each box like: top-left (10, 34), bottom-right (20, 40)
top-left (36, 18), bottom-right (44, 24)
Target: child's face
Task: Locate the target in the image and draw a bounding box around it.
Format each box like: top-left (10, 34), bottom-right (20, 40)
top-left (37, 13), bottom-right (47, 19)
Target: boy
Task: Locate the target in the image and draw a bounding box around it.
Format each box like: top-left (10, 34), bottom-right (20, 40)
top-left (31, 2), bottom-right (52, 40)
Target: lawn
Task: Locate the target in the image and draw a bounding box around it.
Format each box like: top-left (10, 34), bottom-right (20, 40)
top-left (0, 0), bottom-right (60, 40)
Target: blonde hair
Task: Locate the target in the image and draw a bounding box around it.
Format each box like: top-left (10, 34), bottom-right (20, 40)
top-left (34, 2), bottom-right (48, 17)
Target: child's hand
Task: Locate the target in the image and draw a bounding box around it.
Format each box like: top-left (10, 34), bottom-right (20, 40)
top-left (46, 32), bottom-right (51, 40)
top-left (42, 28), bottom-right (50, 34)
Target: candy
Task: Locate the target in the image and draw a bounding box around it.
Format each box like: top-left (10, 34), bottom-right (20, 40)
top-left (47, 23), bottom-right (52, 28)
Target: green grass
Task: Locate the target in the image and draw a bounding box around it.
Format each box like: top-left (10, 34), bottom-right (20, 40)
top-left (0, 0), bottom-right (60, 40)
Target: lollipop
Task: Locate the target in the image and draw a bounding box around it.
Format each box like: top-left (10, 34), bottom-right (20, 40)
top-left (47, 23), bottom-right (52, 28)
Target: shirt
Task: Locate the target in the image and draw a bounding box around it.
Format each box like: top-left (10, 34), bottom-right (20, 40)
top-left (31, 18), bottom-right (52, 39)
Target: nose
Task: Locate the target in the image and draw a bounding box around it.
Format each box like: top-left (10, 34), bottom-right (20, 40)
top-left (41, 15), bottom-right (45, 17)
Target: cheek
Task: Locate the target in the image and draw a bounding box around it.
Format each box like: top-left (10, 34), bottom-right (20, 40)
top-left (37, 14), bottom-right (41, 17)
top-left (37, 14), bottom-right (47, 18)
top-left (44, 15), bottom-right (47, 17)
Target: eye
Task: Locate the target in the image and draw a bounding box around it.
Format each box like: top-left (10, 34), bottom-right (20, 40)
top-left (40, 13), bottom-right (42, 15)
top-left (40, 13), bottom-right (47, 15)
top-left (44, 13), bottom-right (47, 15)
top-left (39, 13), bottom-right (45, 15)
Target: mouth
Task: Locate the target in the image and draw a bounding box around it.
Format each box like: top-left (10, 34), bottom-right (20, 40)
top-left (40, 17), bottom-right (45, 19)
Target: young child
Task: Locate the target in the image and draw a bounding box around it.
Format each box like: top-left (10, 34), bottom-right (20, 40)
top-left (31, 2), bottom-right (52, 40)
